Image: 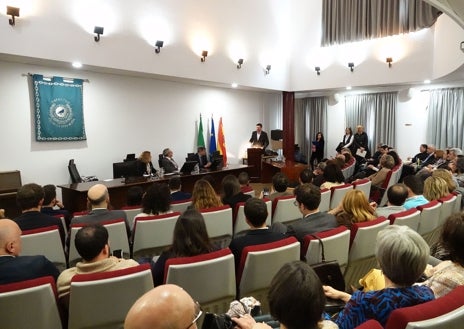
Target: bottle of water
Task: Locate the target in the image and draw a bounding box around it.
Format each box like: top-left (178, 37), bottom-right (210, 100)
top-left (194, 164), bottom-right (199, 174)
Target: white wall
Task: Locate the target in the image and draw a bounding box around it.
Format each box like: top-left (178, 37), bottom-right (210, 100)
top-left (0, 60), bottom-right (281, 190)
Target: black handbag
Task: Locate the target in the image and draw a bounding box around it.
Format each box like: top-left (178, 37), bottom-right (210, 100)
top-left (202, 313), bottom-right (235, 329)
top-left (309, 234), bottom-right (346, 313)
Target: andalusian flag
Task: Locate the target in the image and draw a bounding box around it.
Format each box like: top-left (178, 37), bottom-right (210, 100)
top-left (197, 114), bottom-right (205, 147)
top-left (217, 117), bottom-right (227, 166)
top-left (209, 116), bottom-right (217, 155)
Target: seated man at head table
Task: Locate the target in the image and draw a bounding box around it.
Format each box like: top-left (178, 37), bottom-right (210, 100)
top-left (57, 224), bottom-right (139, 299)
top-left (70, 184), bottom-right (130, 238)
top-left (0, 219), bottom-right (60, 284)
top-left (191, 146), bottom-right (211, 169)
top-left (160, 148), bottom-right (179, 174)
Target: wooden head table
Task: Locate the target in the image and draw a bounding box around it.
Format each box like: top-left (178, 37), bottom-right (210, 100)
top-left (58, 164), bottom-right (251, 213)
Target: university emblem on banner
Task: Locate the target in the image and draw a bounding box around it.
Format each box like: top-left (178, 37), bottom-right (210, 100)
top-left (32, 74), bottom-right (86, 141)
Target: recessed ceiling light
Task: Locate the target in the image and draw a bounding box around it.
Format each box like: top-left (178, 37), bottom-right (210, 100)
top-left (231, 82), bottom-right (238, 88)
top-left (423, 79), bottom-right (431, 84)
top-left (72, 62), bottom-right (83, 68)
top-left (346, 86), bottom-right (352, 90)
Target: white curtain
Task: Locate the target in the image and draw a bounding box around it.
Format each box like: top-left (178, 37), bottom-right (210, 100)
top-left (427, 88), bottom-right (464, 150)
top-left (345, 92), bottom-right (397, 151)
top-left (294, 97), bottom-right (328, 162)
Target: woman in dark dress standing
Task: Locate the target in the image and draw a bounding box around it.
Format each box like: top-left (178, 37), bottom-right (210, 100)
top-left (310, 132), bottom-right (325, 170)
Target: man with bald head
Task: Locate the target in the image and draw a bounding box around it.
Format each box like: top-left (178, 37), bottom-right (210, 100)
top-left (70, 184), bottom-right (130, 236)
top-left (0, 219), bottom-right (59, 284)
top-left (125, 284), bottom-right (202, 329)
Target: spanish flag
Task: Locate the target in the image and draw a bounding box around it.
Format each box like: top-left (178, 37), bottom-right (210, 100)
top-left (217, 117), bottom-right (227, 166)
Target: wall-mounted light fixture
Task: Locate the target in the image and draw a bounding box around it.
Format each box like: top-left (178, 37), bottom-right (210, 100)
top-left (200, 50), bottom-right (208, 62)
top-left (348, 62), bottom-right (354, 72)
top-left (94, 26), bottom-right (104, 42)
top-left (265, 65), bottom-right (271, 75)
top-left (315, 66), bottom-right (321, 76)
top-left (237, 58), bottom-right (244, 69)
top-left (155, 40), bottom-right (164, 54)
top-left (7, 6), bottom-right (20, 26)
top-left (386, 57), bottom-right (393, 68)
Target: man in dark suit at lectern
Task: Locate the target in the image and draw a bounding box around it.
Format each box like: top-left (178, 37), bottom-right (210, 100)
top-left (249, 123), bottom-right (269, 149)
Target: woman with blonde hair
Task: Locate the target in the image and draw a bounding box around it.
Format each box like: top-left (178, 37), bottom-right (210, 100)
top-left (329, 189), bottom-right (377, 229)
top-left (432, 168), bottom-right (457, 193)
top-left (423, 176), bottom-right (449, 201)
top-left (191, 179), bottom-right (222, 210)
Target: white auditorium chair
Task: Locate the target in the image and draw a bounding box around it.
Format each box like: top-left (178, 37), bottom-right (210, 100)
top-left (388, 208), bottom-right (421, 232)
top-left (416, 200), bottom-right (442, 246)
top-left (237, 237), bottom-right (300, 313)
top-left (302, 226), bottom-right (350, 273)
top-left (319, 188), bottom-right (331, 213)
top-left (330, 184), bottom-right (353, 210)
top-left (271, 195), bottom-right (301, 224)
top-left (121, 205), bottom-right (142, 230)
top-left (21, 225), bottom-right (67, 271)
top-left (200, 205), bottom-right (233, 248)
top-left (170, 199), bottom-right (192, 213)
top-left (132, 212), bottom-right (180, 259)
top-left (352, 178), bottom-right (372, 200)
top-left (0, 276), bottom-right (63, 329)
top-left (68, 263), bottom-right (153, 329)
top-left (164, 248), bottom-right (236, 313)
top-left (343, 217), bottom-right (390, 291)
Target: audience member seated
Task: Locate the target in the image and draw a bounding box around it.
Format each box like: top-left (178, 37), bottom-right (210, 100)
top-left (299, 168), bottom-right (315, 186)
top-left (229, 198), bottom-right (287, 272)
top-left (70, 184), bottom-right (130, 237)
top-left (41, 184), bottom-right (71, 227)
top-left (190, 179), bottom-right (222, 210)
top-left (267, 173), bottom-right (292, 201)
top-left (0, 219), bottom-right (59, 284)
top-left (221, 175), bottom-right (251, 214)
top-left (152, 209), bottom-right (214, 286)
top-left (126, 186), bottom-right (144, 207)
top-left (431, 168), bottom-right (457, 194)
top-left (312, 162), bottom-right (326, 187)
top-left (238, 171), bottom-right (253, 193)
top-left (13, 183), bottom-right (65, 245)
top-left (136, 151), bottom-right (157, 177)
top-left (367, 154), bottom-right (394, 188)
top-left (192, 146), bottom-right (211, 169)
top-left (125, 284), bottom-right (201, 329)
top-left (57, 224), bottom-right (139, 298)
top-left (160, 148), bottom-right (179, 173)
top-left (320, 162), bottom-right (345, 190)
top-left (417, 144), bottom-right (437, 170)
top-left (401, 144), bottom-right (429, 179)
top-left (423, 176), bottom-right (449, 201)
top-left (416, 149), bottom-right (447, 179)
top-left (324, 225), bottom-right (434, 329)
top-left (387, 150), bottom-right (401, 167)
top-left (419, 213), bottom-right (464, 297)
top-left (134, 183), bottom-right (172, 220)
top-left (403, 175), bottom-right (429, 210)
top-left (373, 184), bottom-right (408, 218)
top-left (454, 156), bottom-right (464, 193)
top-left (328, 190), bottom-right (377, 229)
top-left (285, 184), bottom-right (337, 242)
top-left (233, 261), bottom-right (338, 329)
top-left (364, 143), bottom-right (389, 170)
top-left (168, 177), bottom-right (191, 201)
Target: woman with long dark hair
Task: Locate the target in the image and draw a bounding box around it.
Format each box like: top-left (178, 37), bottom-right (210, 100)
top-left (310, 132), bottom-right (325, 170)
top-left (152, 209), bottom-right (214, 286)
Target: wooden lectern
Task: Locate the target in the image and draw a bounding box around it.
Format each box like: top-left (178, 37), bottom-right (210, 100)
top-left (247, 148), bottom-right (264, 182)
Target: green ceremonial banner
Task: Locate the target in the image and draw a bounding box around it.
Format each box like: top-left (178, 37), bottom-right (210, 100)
top-left (198, 114), bottom-right (205, 147)
top-left (32, 74), bottom-right (86, 141)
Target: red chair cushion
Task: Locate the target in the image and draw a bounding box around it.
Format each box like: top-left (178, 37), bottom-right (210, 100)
top-left (71, 263), bottom-right (150, 283)
top-left (387, 208), bottom-right (418, 225)
top-left (302, 226), bottom-right (348, 255)
top-left (21, 225), bottom-right (59, 235)
top-left (350, 216), bottom-right (387, 246)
